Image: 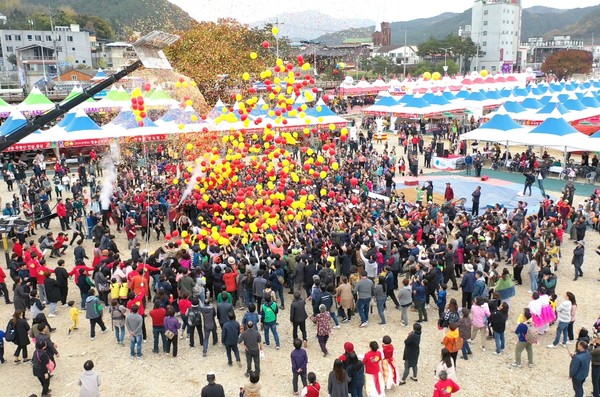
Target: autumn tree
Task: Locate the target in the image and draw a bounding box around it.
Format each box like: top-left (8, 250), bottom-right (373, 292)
top-left (165, 19), bottom-right (283, 105)
top-left (541, 49), bottom-right (592, 80)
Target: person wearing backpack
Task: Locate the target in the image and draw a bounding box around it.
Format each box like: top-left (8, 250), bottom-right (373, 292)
top-left (187, 298), bottom-right (204, 348)
top-left (260, 296), bottom-right (280, 349)
top-left (512, 308), bottom-right (535, 368)
top-left (85, 288), bottom-right (107, 341)
top-left (109, 298), bottom-right (126, 346)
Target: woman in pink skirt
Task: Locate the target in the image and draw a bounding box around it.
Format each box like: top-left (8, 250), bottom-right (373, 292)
top-left (380, 335), bottom-right (398, 390)
top-left (363, 341), bottom-right (386, 397)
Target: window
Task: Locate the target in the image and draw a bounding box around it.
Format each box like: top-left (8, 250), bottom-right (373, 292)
top-left (483, 21), bottom-right (488, 26)
top-left (482, 41), bottom-right (487, 47)
top-left (71, 75), bottom-right (78, 81)
top-left (75, 60), bottom-right (79, 63)
top-left (484, 10), bottom-right (488, 15)
top-left (27, 35), bottom-right (32, 41)
top-left (46, 35), bottom-right (52, 41)
top-left (82, 60), bottom-right (86, 64)
top-left (483, 31), bottom-right (487, 36)
top-left (4, 34), bottom-right (11, 41)
top-left (35, 35), bottom-right (42, 41)
top-left (67, 36), bottom-right (73, 42)
top-left (15, 35), bottom-right (21, 41)
top-left (72, 47), bottom-right (75, 51)
top-left (57, 36), bottom-right (61, 41)
top-left (6, 46), bottom-right (13, 53)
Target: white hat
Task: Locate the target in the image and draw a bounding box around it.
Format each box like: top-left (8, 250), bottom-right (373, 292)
top-left (227, 257), bottom-right (236, 265)
top-left (464, 263), bottom-right (474, 272)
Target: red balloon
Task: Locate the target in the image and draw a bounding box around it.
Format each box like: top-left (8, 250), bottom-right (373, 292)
top-left (165, 234), bottom-right (172, 240)
top-left (323, 95), bottom-right (330, 102)
top-left (350, 177), bottom-right (358, 186)
top-left (172, 230), bottom-right (179, 237)
top-left (262, 41), bottom-right (270, 48)
top-left (143, 83), bottom-right (151, 91)
top-left (351, 196), bottom-right (358, 205)
top-left (297, 55), bottom-right (304, 64)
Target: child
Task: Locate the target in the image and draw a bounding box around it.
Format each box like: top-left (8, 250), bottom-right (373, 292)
top-left (432, 370), bottom-right (460, 397)
top-left (68, 300), bottom-right (80, 336)
top-left (381, 335), bottom-right (398, 390)
top-left (457, 308), bottom-right (472, 360)
top-left (242, 303), bottom-right (259, 331)
top-left (437, 284), bottom-right (448, 321)
top-left (178, 293), bottom-right (192, 339)
top-left (548, 293), bottom-right (558, 326)
top-left (79, 359), bottom-right (101, 397)
top-left (291, 338), bottom-right (308, 395)
top-left (301, 372), bottom-right (320, 397)
top-left (110, 278), bottom-right (120, 302)
top-left (118, 279), bottom-right (129, 305)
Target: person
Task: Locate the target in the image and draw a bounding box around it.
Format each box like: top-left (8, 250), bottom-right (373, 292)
top-left (522, 170), bottom-right (535, 196)
top-left (457, 308), bottom-right (472, 360)
top-left (512, 308), bottom-right (535, 368)
top-left (301, 372), bottom-right (321, 397)
top-left (328, 359), bottom-right (350, 397)
top-left (126, 304), bottom-right (143, 358)
top-left (314, 304), bottom-right (332, 357)
top-left (78, 360), bottom-right (101, 397)
top-left (567, 292), bottom-right (578, 344)
top-left (441, 323), bottom-right (462, 364)
top-left (149, 301), bottom-right (166, 353)
top-left (374, 275), bottom-right (387, 325)
top-left (291, 338), bottom-right (308, 395)
top-left (336, 276), bottom-right (354, 322)
top-left (464, 153), bottom-right (473, 175)
top-left (290, 291), bottom-right (308, 346)
top-left (260, 296), bottom-right (280, 349)
top-left (164, 306), bottom-right (181, 357)
top-left (363, 341), bottom-right (384, 396)
top-left (354, 271), bottom-right (374, 327)
top-left (187, 297), bottom-right (204, 348)
top-left (242, 371), bottom-right (262, 397)
top-left (489, 302), bottom-right (509, 355)
top-left (201, 297), bottom-right (218, 357)
top-left (381, 335), bottom-right (398, 389)
top-left (346, 352), bottom-right (365, 397)
top-left (470, 297), bottom-right (490, 352)
top-left (435, 348), bottom-right (457, 381)
top-left (471, 186), bottom-right (481, 217)
top-left (32, 339), bottom-right (51, 397)
top-left (459, 264), bottom-right (475, 309)
top-left (400, 322), bottom-right (422, 385)
top-left (397, 278), bottom-right (412, 327)
top-left (412, 278), bottom-right (427, 323)
top-left (572, 240), bottom-right (585, 281)
top-left (85, 288), bottom-right (107, 341)
top-left (222, 312), bottom-right (241, 367)
top-left (432, 370), bottom-right (460, 397)
top-left (548, 292), bottom-right (573, 348)
top-left (444, 182), bottom-right (454, 202)
top-left (201, 372), bottom-right (225, 397)
top-left (570, 340), bottom-right (591, 397)
top-left (238, 320), bottom-right (263, 377)
top-left (589, 334), bottom-right (600, 397)
top-left (10, 310), bottom-right (30, 363)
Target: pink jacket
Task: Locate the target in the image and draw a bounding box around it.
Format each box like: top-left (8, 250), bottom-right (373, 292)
top-left (471, 303), bottom-right (490, 328)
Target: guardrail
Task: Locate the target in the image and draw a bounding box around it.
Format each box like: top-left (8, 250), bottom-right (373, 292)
top-left (0, 91), bottom-right (71, 102)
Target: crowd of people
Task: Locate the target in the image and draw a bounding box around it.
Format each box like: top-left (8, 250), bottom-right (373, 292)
top-left (0, 117), bottom-right (599, 397)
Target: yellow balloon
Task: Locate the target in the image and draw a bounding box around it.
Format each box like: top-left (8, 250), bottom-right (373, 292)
top-left (181, 231), bottom-right (189, 238)
top-left (306, 224), bottom-right (313, 231)
top-left (250, 52), bottom-right (258, 60)
top-left (173, 178), bottom-right (179, 185)
top-left (319, 171), bottom-right (327, 179)
top-left (320, 188), bottom-right (326, 196)
top-left (186, 143), bottom-right (193, 150)
top-left (480, 69), bottom-right (489, 77)
top-left (332, 162), bottom-right (339, 170)
top-left (432, 72), bottom-right (441, 81)
top-left (423, 72), bottom-right (432, 80)
top-left (243, 72), bottom-right (250, 81)
top-left (272, 26), bottom-right (279, 36)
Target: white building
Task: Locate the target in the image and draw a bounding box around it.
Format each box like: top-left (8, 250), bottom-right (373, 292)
top-left (1, 25), bottom-right (93, 73)
top-left (93, 42), bottom-right (137, 69)
top-left (470, 0), bottom-right (522, 72)
top-left (373, 45), bottom-right (420, 65)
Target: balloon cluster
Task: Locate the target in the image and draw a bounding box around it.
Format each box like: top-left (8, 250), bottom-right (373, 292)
top-left (131, 85), bottom-right (150, 127)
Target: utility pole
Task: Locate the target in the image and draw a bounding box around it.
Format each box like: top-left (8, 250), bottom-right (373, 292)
top-left (403, 27), bottom-right (407, 77)
top-left (48, 2), bottom-right (60, 81)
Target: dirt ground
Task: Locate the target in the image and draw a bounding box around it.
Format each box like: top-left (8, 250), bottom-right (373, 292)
top-left (0, 143), bottom-right (599, 397)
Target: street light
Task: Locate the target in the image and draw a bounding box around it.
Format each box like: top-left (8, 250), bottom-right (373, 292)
top-left (441, 47), bottom-right (453, 67)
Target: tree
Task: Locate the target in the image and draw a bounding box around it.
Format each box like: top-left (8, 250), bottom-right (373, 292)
top-left (165, 19), bottom-right (283, 105)
top-left (541, 49), bottom-right (592, 80)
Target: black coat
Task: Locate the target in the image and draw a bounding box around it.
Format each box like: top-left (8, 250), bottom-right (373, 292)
top-left (402, 330), bottom-right (421, 366)
top-left (13, 284), bottom-right (29, 312)
top-left (290, 297), bottom-right (308, 323)
top-left (32, 348), bottom-right (49, 378)
top-left (54, 266), bottom-right (69, 288)
top-left (44, 277), bottom-right (61, 303)
top-left (12, 318), bottom-right (30, 347)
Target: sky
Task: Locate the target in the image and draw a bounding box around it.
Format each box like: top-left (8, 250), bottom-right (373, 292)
top-left (169, 0), bottom-right (597, 24)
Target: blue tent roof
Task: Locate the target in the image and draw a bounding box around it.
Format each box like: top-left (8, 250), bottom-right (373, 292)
top-left (427, 95), bottom-right (450, 106)
top-left (442, 91), bottom-right (456, 101)
top-left (402, 96), bottom-right (430, 109)
top-left (92, 68), bottom-right (107, 80)
top-left (0, 111), bottom-right (27, 136)
top-left (581, 96), bottom-right (600, 108)
top-left (421, 92), bottom-right (436, 103)
top-left (529, 117), bottom-right (579, 136)
top-left (454, 89), bottom-right (470, 99)
top-left (63, 112), bottom-right (102, 132)
top-left (464, 91), bottom-right (487, 102)
top-left (530, 87), bottom-right (544, 96)
top-left (536, 102), bottom-right (569, 115)
top-left (502, 101), bottom-right (527, 114)
top-left (306, 104), bottom-right (337, 117)
top-left (521, 97), bottom-right (543, 109)
top-left (159, 107), bottom-right (185, 123)
top-left (480, 114), bottom-right (523, 131)
top-left (563, 98), bottom-right (587, 111)
top-left (111, 109), bottom-right (157, 129)
top-left (556, 93), bottom-right (570, 103)
top-left (58, 111), bottom-right (77, 128)
top-left (398, 94), bottom-right (414, 104)
top-left (372, 96), bottom-right (398, 107)
top-left (512, 87), bottom-right (529, 97)
top-left (485, 90), bottom-right (502, 100)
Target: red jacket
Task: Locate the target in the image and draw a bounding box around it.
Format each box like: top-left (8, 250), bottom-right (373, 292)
top-left (432, 379), bottom-right (460, 397)
top-left (223, 268), bottom-right (238, 292)
top-left (0, 267), bottom-right (6, 283)
top-left (34, 265), bottom-right (54, 285)
top-left (127, 286), bottom-right (147, 315)
top-left (56, 203), bottom-right (67, 217)
top-left (69, 264), bottom-right (94, 277)
top-left (178, 298), bottom-right (192, 316)
top-left (149, 307), bottom-right (166, 327)
top-left (13, 242), bottom-right (23, 258)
